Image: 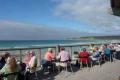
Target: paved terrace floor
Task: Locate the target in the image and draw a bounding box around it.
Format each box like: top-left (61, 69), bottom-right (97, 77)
top-left (38, 60), bottom-right (120, 80)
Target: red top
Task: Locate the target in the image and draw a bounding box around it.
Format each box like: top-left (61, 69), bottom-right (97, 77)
top-left (79, 51), bottom-right (89, 63)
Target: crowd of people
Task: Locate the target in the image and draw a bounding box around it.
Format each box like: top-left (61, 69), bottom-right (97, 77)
top-left (0, 43), bottom-right (119, 80)
top-left (0, 51), bottom-right (37, 80)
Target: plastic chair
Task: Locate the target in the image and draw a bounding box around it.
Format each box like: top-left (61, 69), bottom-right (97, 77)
top-left (57, 61), bottom-right (73, 73)
top-left (91, 55), bottom-right (102, 67)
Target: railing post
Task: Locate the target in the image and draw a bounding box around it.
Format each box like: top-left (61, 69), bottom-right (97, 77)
top-left (19, 49), bottom-right (22, 62)
top-left (70, 46), bottom-right (72, 59)
top-left (80, 45), bottom-right (82, 51)
top-left (56, 45), bottom-right (60, 55)
top-left (54, 48), bottom-right (57, 57)
top-left (38, 49), bottom-right (41, 67)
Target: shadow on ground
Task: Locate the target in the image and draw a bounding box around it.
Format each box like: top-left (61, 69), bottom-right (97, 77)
top-left (36, 65), bottom-right (80, 80)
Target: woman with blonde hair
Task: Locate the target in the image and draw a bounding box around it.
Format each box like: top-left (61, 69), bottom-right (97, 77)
top-left (0, 56), bottom-right (21, 80)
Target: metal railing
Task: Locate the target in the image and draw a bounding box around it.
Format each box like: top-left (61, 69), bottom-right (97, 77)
top-left (0, 40), bottom-right (119, 64)
top-left (0, 43), bottom-right (102, 61)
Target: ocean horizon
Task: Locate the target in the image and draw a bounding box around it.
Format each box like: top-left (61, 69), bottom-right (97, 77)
top-left (0, 40), bottom-right (96, 48)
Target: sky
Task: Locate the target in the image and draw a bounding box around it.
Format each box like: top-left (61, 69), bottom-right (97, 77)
top-left (0, 0), bottom-right (120, 40)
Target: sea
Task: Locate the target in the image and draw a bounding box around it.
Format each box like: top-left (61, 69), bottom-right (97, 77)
top-left (0, 40), bottom-right (100, 48)
top-left (0, 40), bottom-right (117, 61)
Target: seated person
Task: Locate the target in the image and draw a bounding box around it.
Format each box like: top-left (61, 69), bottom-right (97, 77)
top-left (24, 51), bottom-right (37, 80)
top-left (90, 47), bottom-right (101, 61)
top-left (44, 48), bottom-right (54, 62)
top-left (56, 47), bottom-right (71, 67)
top-left (41, 48), bottom-right (55, 72)
top-left (0, 52), bottom-right (11, 69)
top-left (26, 51), bottom-right (37, 73)
top-left (22, 51), bottom-right (34, 66)
top-left (57, 47), bottom-right (71, 62)
top-left (79, 48), bottom-right (90, 63)
top-left (22, 50), bottom-right (35, 71)
top-left (0, 56), bottom-right (21, 80)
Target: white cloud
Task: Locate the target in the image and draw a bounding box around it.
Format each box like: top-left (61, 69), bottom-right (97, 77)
top-left (53, 0), bottom-right (120, 31)
top-left (0, 20), bottom-right (96, 40)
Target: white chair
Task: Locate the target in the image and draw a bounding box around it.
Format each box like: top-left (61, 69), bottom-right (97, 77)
top-left (56, 61), bottom-right (73, 73)
top-left (95, 56), bottom-right (102, 67)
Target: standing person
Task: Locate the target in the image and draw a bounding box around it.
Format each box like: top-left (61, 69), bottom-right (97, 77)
top-left (0, 56), bottom-right (21, 80)
top-left (114, 44), bottom-right (120, 59)
top-left (104, 44), bottom-right (111, 61)
top-left (0, 52), bottom-right (11, 69)
top-left (99, 45), bottom-right (106, 61)
top-left (108, 44), bottom-right (116, 61)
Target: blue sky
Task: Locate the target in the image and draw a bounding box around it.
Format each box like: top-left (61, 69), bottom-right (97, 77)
top-left (0, 0), bottom-right (120, 40)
